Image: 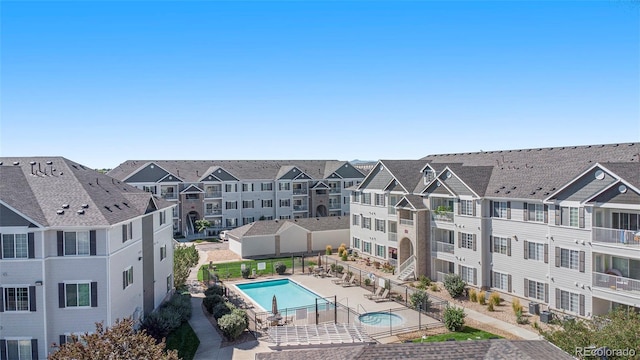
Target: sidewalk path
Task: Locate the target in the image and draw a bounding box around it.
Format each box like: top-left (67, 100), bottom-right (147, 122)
top-left (463, 307), bottom-right (542, 340)
top-left (188, 295), bottom-right (224, 359)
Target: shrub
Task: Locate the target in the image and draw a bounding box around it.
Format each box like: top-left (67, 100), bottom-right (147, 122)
top-left (204, 285), bottom-right (225, 297)
top-left (231, 308), bottom-right (249, 324)
top-left (164, 294), bottom-right (192, 322)
top-left (443, 274), bottom-right (466, 298)
top-left (340, 243), bottom-right (347, 250)
top-left (430, 283), bottom-right (439, 292)
top-left (512, 299), bottom-right (523, 315)
top-left (330, 263), bottom-right (337, 272)
top-left (487, 302), bottom-right (495, 311)
top-left (443, 306), bottom-right (466, 332)
top-left (410, 290), bottom-right (430, 311)
top-left (335, 265), bottom-right (344, 273)
top-left (217, 313), bottom-right (247, 340)
top-left (241, 267), bottom-right (251, 279)
top-left (140, 308), bottom-right (182, 340)
top-left (203, 295), bottom-right (225, 314)
top-left (338, 246), bottom-right (346, 256)
top-left (212, 302), bottom-right (234, 320)
top-left (478, 291), bottom-right (486, 305)
top-left (364, 278), bottom-right (371, 286)
top-left (469, 289), bottom-right (477, 302)
top-left (516, 309), bottom-right (529, 324)
top-left (341, 253), bottom-right (348, 261)
top-left (274, 262), bottom-right (287, 275)
top-left (418, 275), bottom-right (431, 288)
top-left (489, 292), bottom-right (501, 307)
top-left (325, 245), bottom-right (332, 255)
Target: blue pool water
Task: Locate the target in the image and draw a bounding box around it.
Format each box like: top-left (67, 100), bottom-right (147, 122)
top-left (235, 279), bottom-right (328, 312)
top-left (358, 312), bottom-right (405, 327)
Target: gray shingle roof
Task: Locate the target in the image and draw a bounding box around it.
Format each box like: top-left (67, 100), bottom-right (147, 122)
top-left (108, 160), bottom-right (365, 183)
top-left (0, 157), bottom-right (173, 227)
top-left (228, 216), bottom-right (349, 238)
top-left (602, 162), bottom-right (640, 190)
top-left (378, 160), bottom-right (427, 193)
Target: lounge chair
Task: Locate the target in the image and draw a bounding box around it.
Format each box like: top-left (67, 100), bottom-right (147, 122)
top-left (341, 275), bottom-right (356, 287)
top-left (372, 289), bottom-right (390, 302)
top-left (324, 267), bottom-right (333, 277)
top-left (332, 273), bottom-right (349, 285)
top-left (364, 287), bottom-right (383, 300)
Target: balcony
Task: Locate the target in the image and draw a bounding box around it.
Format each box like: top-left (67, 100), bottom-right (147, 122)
top-left (329, 188), bottom-right (342, 194)
top-left (293, 205), bottom-right (308, 211)
top-left (593, 272), bottom-right (640, 295)
top-left (432, 211), bottom-right (454, 223)
top-left (388, 232), bottom-right (397, 242)
top-left (388, 207), bottom-right (397, 215)
top-left (592, 227), bottom-right (640, 248)
top-left (204, 191), bottom-right (222, 198)
top-left (329, 203), bottom-right (341, 210)
top-left (292, 189), bottom-right (308, 195)
top-left (400, 218), bottom-right (414, 226)
top-left (161, 192), bottom-right (177, 200)
top-left (432, 241), bottom-right (455, 254)
top-left (204, 209), bottom-right (222, 216)
top-left (436, 271), bottom-right (453, 283)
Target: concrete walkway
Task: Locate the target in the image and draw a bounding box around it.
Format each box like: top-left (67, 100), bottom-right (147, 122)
top-left (188, 295), bottom-right (223, 359)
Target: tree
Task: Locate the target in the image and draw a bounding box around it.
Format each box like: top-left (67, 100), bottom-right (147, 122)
top-left (195, 219), bottom-right (211, 233)
top-left (49, 318), bottom-right (179, 360)
top-left (174, 244), bottom-right (199, 288)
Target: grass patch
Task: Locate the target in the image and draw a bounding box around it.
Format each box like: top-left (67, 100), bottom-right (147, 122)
top-left (165, 321), bottom-right (200, 360)
top-left (193, 238), bottom-right (220, 243)
top-left (413, 326), bottom-right (502, 342)
top-left (198, 257), bottom-right (317, 280)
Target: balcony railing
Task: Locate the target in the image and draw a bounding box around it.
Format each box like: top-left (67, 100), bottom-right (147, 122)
top-left (400, 218), bottom-right (414, 226)
top-left (329, 188), bottom-right (342, 194)
top-left (388, 232), bottom-right (397, 242)
top-left (432, 241), bottom-right (455, 254)
top-left (204, 191), bottom-right (222, 198)
top-left (592, 227), bottom-right (640, 248)
top-left (593, 272), bottom-right (640, 295)
top-left (432, 211), bottom-right (454, 223)
top-left (436, 271), bottom-right (452, 283)
top-left (388, 207), bottom-right (397, 215)
top-left (293, 205), bottom-right (308, 211)
top-left (161, 192), bottom-right (177, 200)
top-left (292, 189), bottom-right (308, 195)
top-left (204, 209), bottom-right (222, 216)
top-left (329, 203), bottom-right (341, 210)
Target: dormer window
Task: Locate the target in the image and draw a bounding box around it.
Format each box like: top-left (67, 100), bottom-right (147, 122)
top-left (424, 169), bottom-right (435, 184)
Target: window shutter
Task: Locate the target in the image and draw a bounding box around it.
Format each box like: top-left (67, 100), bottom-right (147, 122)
top-left (458, 265), bottom-right (462, 276)
top-left (457, 199), bottom-right (461, 215)
top-left (122, 225), bottom-right (127, 242)
top-left (544, 244), bottom-right (549, 264)
top-left (57, 231), bottom-right (64, 256)
top-left (555, 288), bottom-right (560, 308)
top-left (555, 205), bottom-right (560, 225)
top-left (91, 282), bottom-right (98, 307)
top-left (31, 339), bottom-right (38, 360)
top-left (579, 294), bottom-right (585, 316)
top-left (579, 251), bottom-right (585, 273)
top-left (523, 240), bottom-right (529, 259)
top-left (458, 232), bottom-right (462, 248)
top-left (579, 207), bottom-right (585, 228)
top-left (90, 230), bottom-right (97, 256)
top-left (524, 279), bottom-right (529, 297)
top-left (0, 233), bottom-right (2, 259)
top-left (123, 271), bottom-right (127, 290)
top-left (489, 201), bottom-right (493, 217)
top-left (59, 335), bottom-right (67, 346)
top-left (29, 286), bottom-right (36, 312)
top-left (523, 203), bottom-right (528, 221)
top-left (490, 271), bottom-right (494, 287)
top-left (489, 236), bottom-right (493, 253)
top-left (0, 287), bottom-right (3, 312)
top-left (508, 274), bottom-right (512, 292)
top-left (473, 268), bottom-right (477, 285)
top-left (507, 237), bottom-right (511, 256)
top-left (472, 200), bottom-right (476, 216)
top-left (506, 201), bottom-right (511, 219)
top-left (545, 283), bottom-right (549, 303)
top-left (28, 233), bottom-right (35, 259)
top-left (58, 283), bottom-right (65, 308)
top-left (555, 247), bottom-right (560, 267)
top-left (472, 234), bottom-right (477, 251)
top-left (544, 205), bottom-right (548, 223)
top-left (0, 340), bottom-right (7, 360)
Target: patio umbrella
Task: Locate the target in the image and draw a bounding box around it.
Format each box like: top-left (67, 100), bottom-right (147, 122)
top-left (272, 294), bottom-right (278, 315)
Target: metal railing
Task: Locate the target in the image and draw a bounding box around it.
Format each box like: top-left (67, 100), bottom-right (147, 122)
top-left (204, 191), bottom-right (222, 198)
top-left (388, 232), bottom-right (397, 242)
top-left (398, 255), bottom-right (416, 276)
top-left (432, 212), bottom-right (454, 222)
top-left (293, 205), bottom-right (308, 211)
top-left (436, 271), bottom-right (451, 283)
top-left (593, 272), bottom-right (640, 294)
top-left (431, 241), bottom-right (455, 254)
top-left (161, 192), bottom-right (177, 199)
top-left (329, 188), bottom-right (342, 194)
top-left (292, 189), bottom-right (308, 195)
top-left (329, 203), bottom-right (341, 210)
top-left (592, 227), bottom-right (640, 247)
top-left (399, 219), bottom-right (414, 226)
top-left (205, 209), bottom-right (222, 216)
top-left (388, 207), bottom-right (397, 215)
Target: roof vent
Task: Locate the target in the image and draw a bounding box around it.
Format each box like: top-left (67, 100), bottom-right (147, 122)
top-left (511, 186), bottom-right (517, 190)
top-left (619, 185), bottom-right (627, 194)
top-left (81, 204), bottom-right (89, 209)
top-left (29, 161), bottom-right (36, 165)
top-left (46, 161), bottom-right (53, 165)
top-left (500, 186), bottom-right (506, 189)
top-left (13, 161), bottom-right (20, 165)
top-left (56, 210), bottom-right (64, 215)
top-left (104, 206), bottom-right (112, 212)
top-left (62, 204), bottom-right (70, 209)
top-left (530, 191), bottom-right (536, 195)
top-left (0, 162), bottom-right (3, 165)
top-left (494, 190), bottom-right (500, 193)
top-left (77, 209), bottom-right (85, 215)
top-left (123, 202), bottom-right (129, 207)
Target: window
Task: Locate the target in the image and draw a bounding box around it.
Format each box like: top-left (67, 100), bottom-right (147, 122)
top-left (123, 267), bottom-right (133, 289)
top-left (375, 244), bottom-right (386, 258)
top-left (363, 217), bottom-right (371, 230)
top-left (167, 274), bottom-right (173, 293)
top-left (279, 215), bottom-right (291, 220)
top-left (262, 200), bottom-right (273, 208)
top-left (528, 280), bottom-right (546, 301)
top-left (3, 287), bottom-right (32, 311)
top-left (362, 193), bottom-right (371, 205)
top-left (492, 201), bottom-right (508, 218)
top-left (611, 212), bottom-right (640, 231)
top-left (121, 223), bottom-right (133, 243)
top-left (527, 203), bottom-right (545, 222)
top-left (264, 216), bottom-right (274, 220)
top-left (225, 201), bottom-right (237, 210)
top-left (4, 339), bottom-right (33, 360)
top-left (65, 231), bottom-right (90, 255)
top-left (261, 183), bottom-right (273, 191)
top-left (143, 185), bottom-right (156, 194)
top-left (352, 192), bottom-right (361, 203)
top-left (242, 183), bottom-right (253, 192)
top-left (492, 236), bottom-right (508, 255)
top-left (160, 245), bottom-right (167, 261)
top-left (375, 219), bottom-right (385, 232)
top-left (375, 194), bottom-right (385, 206)
top-left (352, 214), bottom-right (360, 226)
top-left (527, 242), bottom-right (545, 262)
top-left (493, 272), bottom-right (509, 291)
top-left (278, 182), bottom-right (290, 191)
top-left (279, 199), bottom-right (291, 207)
top-left (559, 290), bottom-right (579, 313)
top-left (460, 266), bottom-right (475, 285)
top-left (242, 200), bottom-right (254, 209)
top-left (561, 207), bottom-right (579, 227)
top-left (159, 211), bottom-right (166, 225)
top-left (172, 207), bottom-right (178, 217)
top-left (353, 237), bottom-right (360, 249)
top-left (65, 283), bottom-right (91, 307)
top-left (460, 233), bottom-right (474, 249)
top-left (225, 218), bottom-right (237, 227)
top-left (561, 249), bottom-right (579, 270)
top-left (225, 184), bottom-right (236, 192)
top-left (362, 241), bottom-right (371, 254)
top-left (185, 193), bottom-right (199, 200)
top-left (242, 217), bottom-right (254, 225)
top-left (1, 234), bottom-right (28, 259)
top-left (460, 200), bottom-right (473, 216)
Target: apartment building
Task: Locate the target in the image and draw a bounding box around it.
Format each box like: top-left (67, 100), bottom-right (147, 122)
top-left (108, 160), bottom-right (365, 237)
top-left (350, 143), bottom-right (640, 318)
top-left (0, 157), bottom-right (175, 359)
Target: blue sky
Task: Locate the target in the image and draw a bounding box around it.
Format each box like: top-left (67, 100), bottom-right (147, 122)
top-left (1, 1), bottom-right (638, 169)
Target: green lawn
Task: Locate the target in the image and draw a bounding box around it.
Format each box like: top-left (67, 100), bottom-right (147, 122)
top-left (165, 322), bottom-right (200, 360)
top-left (197, 257), bottom-right (318, 280)
top-left (413, 326), bottom-right (502, 342)
top-left (193, 238), bottom-right (220, 243)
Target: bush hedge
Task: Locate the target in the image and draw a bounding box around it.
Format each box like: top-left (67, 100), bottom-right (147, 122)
top-left (204, 285), bottom-right (225, 297)
top-left (443, 274), bottom-right (466, 298)
top-left (274, 262), bottom-right (287, 275)
top-left (444, 306), bottom-right (466, 332)
top-left (218, 312), bottom-right (247, 340)
top-left (203, 295), bottom-right (225, 314)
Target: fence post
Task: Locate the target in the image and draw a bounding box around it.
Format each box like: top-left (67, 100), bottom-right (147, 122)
top-left (389, 309), bottom-right (392, 336)
top-left (419, 303), bottom-right (422, 330)
top-left (334, 295), bottom-right (337, 324)
top-left (405, 287), bottom-right (408, 306)
top-left (315, 298), bottom-right (319, 324)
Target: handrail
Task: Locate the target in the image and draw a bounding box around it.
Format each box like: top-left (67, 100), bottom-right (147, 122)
top-left (398, 255), bottom-right (416, 274)
top-left (357, 304), bottom-right (368, 314)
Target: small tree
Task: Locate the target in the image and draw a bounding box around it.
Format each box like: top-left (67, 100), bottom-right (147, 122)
top-left (195, 219), bottom-right (211, 233)
top-left (50, 318), bottom-right (179, 360)
top-left (410, 290), bottom-right (430, 311)
top-left (443, 306), bottom-right (466, 332)
top-left (173, 245), bottom-right (199, 289)
top-left (443, 274), bottom-right (466, 298)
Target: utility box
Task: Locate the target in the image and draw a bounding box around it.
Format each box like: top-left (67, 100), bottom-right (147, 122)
top-left (540, 310), bottom-right (552, 324)
top-left (529, 302), bottom-right (540, 315)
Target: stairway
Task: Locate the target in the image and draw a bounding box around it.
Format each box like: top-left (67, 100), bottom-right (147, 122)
top-left (397, 263), bottom-right (416, 281)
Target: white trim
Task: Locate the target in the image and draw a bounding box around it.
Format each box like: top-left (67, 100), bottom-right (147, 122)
top-left (356, 161), bottom-right (384, 190)
top-left (0, 199), bottom-right (45, 228)
top-left (439, 166), bottom-right (481, 198)
top-left (158, 173), bottom-right (184, 183)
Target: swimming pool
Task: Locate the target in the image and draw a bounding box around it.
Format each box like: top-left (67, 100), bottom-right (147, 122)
top-left (358, 312), bottom-right (405, 327)
top-left (235, 279), bottom-right (329, 312)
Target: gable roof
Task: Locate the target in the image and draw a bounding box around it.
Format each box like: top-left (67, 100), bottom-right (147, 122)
top-left (228, 216), bottom-right (349, 238)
